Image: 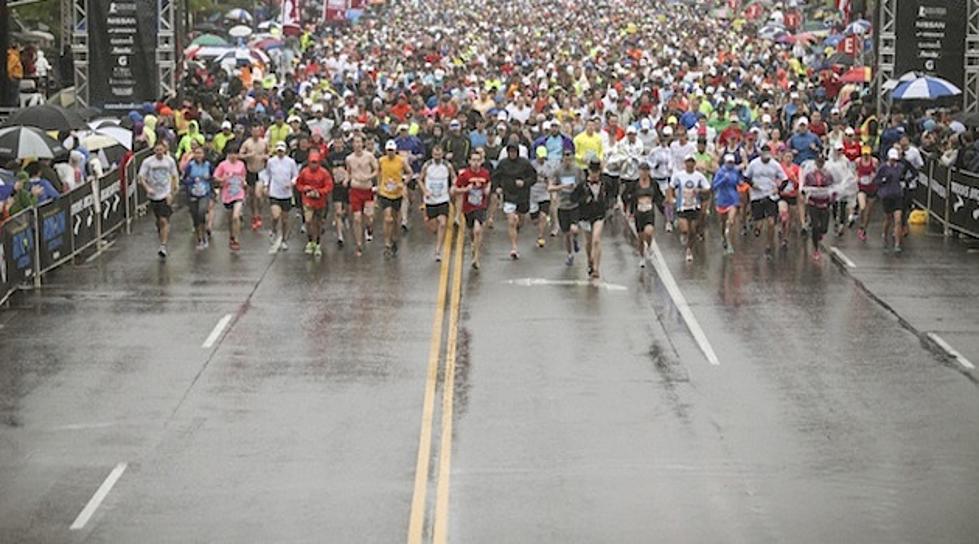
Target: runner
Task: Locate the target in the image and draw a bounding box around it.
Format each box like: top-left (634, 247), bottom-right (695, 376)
top-left (530, 146), bottom-right (555, 248)
top-left (548, 149), bottom-right (583, 266)
top-left (669, 154), bottom-right (711, 263)
top-left (633, 163), bottom-right (659, 268)
top-left (801, 154), bottom-right (836, 261)
top-left (854, 145), bottom-right (879, 241)
top-left (419, 145), bottom-right (455, 262)
top-left (743, 148), bottom-right (788, 259)
top-left (377, 140), bottom-right (413, 257)
top-left (574, 159), bottom-right (614, 279)
top-left (138, 141), bottom-right (179, 258)
top-left (295, 152), bottom-right (334, 258)
top-left (493, 143), bottom-right (538, 260)
top-left (239, 125), bottom-right (269, 231)
top-left (345, 135), bottom-right (379, 257)
top-left (873, 148), bottom-right (907, 253)
top-left (327, 133), bottom-right (351, 246)
top-left (616, 125), bottom-right (645, 220)
top-left (826, 142), bottom-right (856, 237)
top-left (778, 149), bottom-right (804, 244)
top-left (453, 152), bottom-right (492, 270)
top-left (181, 145), bottom-right (213, 250)
top-left (712, 154), bottom-right (741, 255)
top-left (264, 141), bottom-right (300, 253)
top-left (213, 145), bottom-right (248, 252)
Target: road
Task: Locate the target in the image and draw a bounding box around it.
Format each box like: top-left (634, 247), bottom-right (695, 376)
top-left (1, 206), bottom-right (977, 543)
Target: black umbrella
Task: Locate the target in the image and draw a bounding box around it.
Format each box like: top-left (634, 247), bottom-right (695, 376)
top-left (0, 126), bottom-right (69, 160)
top-left (826, 53), bottom-right (856, 67)
top-left (953, 111), bottom-right (979, 128)
top-left (2, 104), bottom-right (88, 132)
top-left (72, 106), bottom-right (102, 121)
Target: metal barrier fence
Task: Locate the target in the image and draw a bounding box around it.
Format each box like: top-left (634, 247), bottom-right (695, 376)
top-left (911, 158), bottom-right (979, 240)
top-left (0, 148), bottom-right (153, 305)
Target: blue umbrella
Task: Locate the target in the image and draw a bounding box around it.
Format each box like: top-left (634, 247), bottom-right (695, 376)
top-left (892, 76), bottom-right (962, 100)
top-left (225, 8), bottom-right (253, 24)
top-left (823, 34), bottom-right (843, 47)
top-left (845, 19), bottom-right (872, 35)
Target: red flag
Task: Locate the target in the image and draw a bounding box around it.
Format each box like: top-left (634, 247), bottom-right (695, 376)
top-left (282, 0), bottom-right (301, 27)
top-left (836, 0), bottom-right (851, 24)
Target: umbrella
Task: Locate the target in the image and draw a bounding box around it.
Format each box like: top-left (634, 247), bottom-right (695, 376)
top-left (194, 22), bottom-right (222, 34)
top-left (845, 19), bottom-right (872, 35)
top-left (216, 48), bottom-right (269, 67)
top-left (826, 52), bottom-right (855, 67)
top-left (90, 125), bottom-right (133, 150)
top-left (72, 106), bottom-right (102, 120)
top-left (892, 76), bottom-right (962, 100)
top-left (0, 126), bottom-right (69, 160)
top-left (840, 66), bottom-right (872, 84)
top-left (257, 21), bottom-right (281, 31)
top-left (823, 34), bottom-right (843, 47)
top-left (758, 23), bottom-right (786, 41)
top-left (225, 8), bottom-right (253, 23)
top-left (252, 38), bottom-right (284, 51)
top-left (2, 104), bottom-right (87, 131)
top-left (89, 117), bottom-right (134, 130)
top-left (74, 132), bottom-right (120, 152)
top-left (953, 111), bottom-right (979, 128)
top-left (190, 33), bottom-right (229, 47)
top-left (229, 25), bottom-right (253, 39)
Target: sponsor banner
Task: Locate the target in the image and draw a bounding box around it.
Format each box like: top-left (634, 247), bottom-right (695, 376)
top-left (948, 169), bottom-right (979, 237)
top-left (87, 0), bottom-right (160, 112)
top-left (3, 209), bottom-right (35, 284)
top-left (37, 199), bottom-right (70, 272)
top-left (894, 0), bottom-right (967, 98)
top-left (69, 184), bottom-right (98, 252)
top-left (324, 0), bottom-right (347, 22)
top-left (100, 170), bottom-right (126, 233)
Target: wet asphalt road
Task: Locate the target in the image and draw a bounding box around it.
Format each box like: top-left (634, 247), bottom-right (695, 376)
top-left (1, 204), bottom-right (977, 543)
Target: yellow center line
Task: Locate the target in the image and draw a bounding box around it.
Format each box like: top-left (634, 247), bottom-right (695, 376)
top-left (407, 221), bottom-right (456, 544)
top-left (432, 223), bottom-right (466, 544)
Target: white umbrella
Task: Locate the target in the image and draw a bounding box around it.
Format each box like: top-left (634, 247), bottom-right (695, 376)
top-left (225, 8), bottom-right (253, 23)
top-left (891, 75), bottom-right (962, 100)
top-left (229, 25), bottom-right (253, 39)
top-left (90, 126), bottom-right (133, 150)
top-left (0, 126), bottom-right (68, 160)
top-left (845, 19), bottom-right (872, 35)
top-left (74, 132), bottom-right (120, 151)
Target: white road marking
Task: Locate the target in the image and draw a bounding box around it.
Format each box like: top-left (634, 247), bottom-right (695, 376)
top-left (202, 313), bottom-right (233, 349)
top-left (70, 462), bottom-right (127, 530)
top-left (926, 333), bottom-right (976, 370)
top-left (829, 246), bottom-right (856, 268)
top-left (648, 241), bottom-right (720, 366)
top-left (83, 240), bottom-right (116, 263)
top-left (505, 277), bottom-right (628, 291)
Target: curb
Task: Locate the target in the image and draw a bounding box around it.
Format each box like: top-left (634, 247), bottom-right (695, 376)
top-left (825, 244), bottom-right (977, 382)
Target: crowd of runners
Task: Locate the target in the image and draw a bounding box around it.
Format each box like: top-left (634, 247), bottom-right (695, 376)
top-left (131, 0), bottom-right (961, 280)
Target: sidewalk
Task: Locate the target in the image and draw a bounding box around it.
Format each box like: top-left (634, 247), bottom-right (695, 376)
top-left (826, 223), bottom-right (979, 376)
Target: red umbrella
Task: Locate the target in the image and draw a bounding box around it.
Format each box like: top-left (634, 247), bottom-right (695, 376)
top-left (840, 67), bottom-right (872, 84)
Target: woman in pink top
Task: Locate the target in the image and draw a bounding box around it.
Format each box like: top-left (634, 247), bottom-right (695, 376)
top-left (213, 145), bottom-right (248, 251)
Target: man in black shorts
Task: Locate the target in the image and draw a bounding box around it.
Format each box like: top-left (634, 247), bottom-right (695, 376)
top-left (573, 160), bottom-right (614, 279)
top-left (137, 142), bottom-right (179, 258)
top-left (453, 152), bottom-right (492, 270)
top-left (633, 162), bottom-right (659, 268)
top-left (548, 149), bottom-right (583, 266)
top-left (493, 143), bottom-right (537, 259)
top-left (328, 138), bottom-right (350, 246)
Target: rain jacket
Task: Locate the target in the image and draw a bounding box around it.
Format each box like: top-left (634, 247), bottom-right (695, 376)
top-left (176, 121), bottom-right (205, 158)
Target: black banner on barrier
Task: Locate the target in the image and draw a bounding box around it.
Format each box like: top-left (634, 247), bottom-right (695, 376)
top-left (948, 169), bottom-right (979, 237)
top-left (894, 0), bottom-right (967, 99)
top-left (100, 170), bottom-right (125, 232)
top-left (0, 220), bottom-right (11, 299)
top-left (69, 185), bottom-right (97, 252)
top-left (38, 200), bottom-right (70, 271)
top-left (3, 210), bottom-right (35, 283)
top-left (929, 162), bottom-right (950, 220)
top-left (912, 167), bottom-right (930, 207)
top-left (87, 0), bottom-right (159, 112)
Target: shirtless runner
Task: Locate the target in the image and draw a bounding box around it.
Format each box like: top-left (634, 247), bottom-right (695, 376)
top-left (345, 135), bottom-right (379, 256)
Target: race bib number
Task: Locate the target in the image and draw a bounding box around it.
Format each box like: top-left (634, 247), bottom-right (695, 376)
top-left (467, 189), bottom-right (483, 206)
top-left (560, 175), bottom-right (576, 187)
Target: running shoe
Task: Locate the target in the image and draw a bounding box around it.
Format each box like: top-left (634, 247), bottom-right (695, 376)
top-left (196, 241), bottom-right (206, 251)
top-left (250, 217), bottom-right (260, 231)
top-left (304, 241), bottom-right (315, 255)
top-left (401, 222), bottom-right (409, 232)
top-left (269, 235), bottom-right (282, 254)
top-left (685, 249), bottom-right (693, 262)
top-left (366, 228), bottom-right (374, 242)
top-left (279, 241), bottom-right (289, 251)
top-left (573, 237), bottom-right (580, 253)
top-left (812, 250), bottom-right (822, 261)
top-left (565, 254), bottom-right (574, 267)
top-left (313, 243), bottom-right (323, 257)
top-left (509, 250), bottom-right (520, 260)
top-left (391, 241), bottom-right (399, 255)
top-left (435, 252), bottom-right (442, 262)
top-left (639, 258), bottom-right (646, 269)
top-left (536, 237), bottom-right (545, 248)
top-left (471, 260), bottom-right (480, 270)
top-left (764, 247), bottom-right (773, 260)
top-left (857, 228), bottom-right (867, 241)
top-left (230, 239), bottom-right (240, 251)
top-left (158, 245), bottom-right (168, 258)
top-left (894, 244), bottom-right (903, 254)
top-left (665, 222), bottom-right (674, 233)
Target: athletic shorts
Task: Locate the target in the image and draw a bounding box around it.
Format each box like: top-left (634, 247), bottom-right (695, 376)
top-left (503, 201), bottom-right (529, 215)
top-left (187, 197), bottom-right (208, 227)
top-left (349, 187), bottom-right (374, 213)
top-left (332, 184), bottom-right (349, 203)
top-left (750, 198), bottom-right (779, 221)
top-left (529, 200), bottom-right (550, 219)
top-left (223, 199), bottom-right (243, 211)
top-left (715, 204), bottom-right (736, 215)
top-left (270, 197), bottom-right (292, 212)
top-left (635, 209), bottom-right (656, 231)
top-left (677, 209), bottom-right (700, 222)
top-left (737, 182), bottom-right (751, 194)
top-left (379, 196), bottom-right (402, 211)
top-left (881, 196), bottom-right (902, 214)
top-left (426, 202), bottom-right (450, 219)
top-left (780, 196), bottom-right (798, 206)
top-left (149, 198), bottom-right (173, 219)
top-left (407, 177), bottom-right (419, 191)
top-left (246, 170), bottom-right (260, 187)
top-left (303, 205), bottom-right (326, 219)
top-left (858, 184), bottom-right (878, 198)
top-left (465, 208), bottom-right (487, 229)
top-left (557, 208), bottom-right (579, 232)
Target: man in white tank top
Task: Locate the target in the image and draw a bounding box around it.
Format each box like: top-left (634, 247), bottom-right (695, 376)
top-left (420, 145), bottom-right (456, 262)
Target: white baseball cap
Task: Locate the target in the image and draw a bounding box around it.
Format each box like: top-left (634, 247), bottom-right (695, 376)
top-left (887, 148), bottom-right (900, 160)
top-left (220, 120), bottom-right (232, 130)
top-left (542, 120), bottom-right (552, 130)
top-left (340, 121), bottom-right (353, 132)
top-left (844, 127), bottom-right (855, 135)
top-left (275, 141), bottom-right (288, 151)
top-left (662, 126), bottom-right (674, 136)
top-left (640, 118), bottom-right (652, 130)
top-left (625, 125), bottom-right (637, 135)
top-left (385, 140), bottom-right (398, 151)
top-left (684, 153), bottom-right (696, 162)
top-left (761, 114), bottom-right (772, 124)
top-left (796, 117), bottom-right (809, 127)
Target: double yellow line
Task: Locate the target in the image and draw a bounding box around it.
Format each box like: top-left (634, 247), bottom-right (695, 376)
top-left (407, 219), bottom-right (465, 544)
